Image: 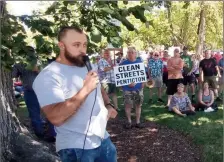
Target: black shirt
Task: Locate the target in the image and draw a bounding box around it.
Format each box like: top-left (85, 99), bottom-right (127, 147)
top-left (199, 58), bottom-right (217, 76)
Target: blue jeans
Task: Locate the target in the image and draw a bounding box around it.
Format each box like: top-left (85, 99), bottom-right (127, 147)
top-left (58, 137), bottom-right (117, 162)
top-left (23, 89), bottom-right (44, 136)
top-left (15, 86), bottom-right (24, 93)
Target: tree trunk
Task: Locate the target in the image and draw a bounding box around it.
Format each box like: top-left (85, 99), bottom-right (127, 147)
top-left (166, 2), bottom-right (180, 46)
top-left (196, 2), bottom-right (206, 57)
top-left (1, 1), bottom-right (60, 161)
top-left (0, 67), bottom-right (60, 162)
top-left (0, 67), bottom-right (17, 162)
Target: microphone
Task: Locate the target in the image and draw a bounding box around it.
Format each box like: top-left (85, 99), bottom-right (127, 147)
top-left (82, 55), bottom-right (92, 72)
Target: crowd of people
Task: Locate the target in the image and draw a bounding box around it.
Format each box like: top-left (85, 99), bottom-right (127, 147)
top-left (11, 26), bottom-right (223, 162)
top-left (94, 46), bottom-right (223, 126)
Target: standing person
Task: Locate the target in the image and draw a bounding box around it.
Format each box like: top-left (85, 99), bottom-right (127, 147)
top-left (161, 50), bottom-right (170, 87)
top-left (12, 46), bottom-right (56, 141)
top-left (98, 50), bottom-right (119, 110)
top-left (199, 50), bottom-right (222, 101)
top-left (218, 54), bottom-right (224, 95)
top-left (148, 51), bottom-right (164, 103)
top-left (166, 48), bottom-right (184, 108)
top-left (181, 46), bottom-right (196, 101)
top-left (191, 54), bottom-right (200, 88)
top-left (33, 26), bottom-right (118, 162)
top-left (120, 47), bottom-right (145, 129)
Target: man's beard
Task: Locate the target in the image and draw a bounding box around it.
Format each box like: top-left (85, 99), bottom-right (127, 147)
top-left (64, 48), bottom-right (85, 67)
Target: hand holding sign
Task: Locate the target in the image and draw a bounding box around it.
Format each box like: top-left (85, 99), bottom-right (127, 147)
top-left (128, 82), bottom-right (136, 88)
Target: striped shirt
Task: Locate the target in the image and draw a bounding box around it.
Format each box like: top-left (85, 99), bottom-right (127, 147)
top-left (98, 58), bottom-right (115, 84)
top-left (12, 63), bottom-right (39, 90)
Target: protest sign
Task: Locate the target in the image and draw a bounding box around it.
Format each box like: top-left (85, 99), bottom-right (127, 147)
top-left (114, 63), bottom-right (147, 87)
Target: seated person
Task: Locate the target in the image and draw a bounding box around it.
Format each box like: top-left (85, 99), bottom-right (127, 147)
top-left (169, 83), bottom-right (195, 117)
top-left (196, 81), bottom-right (218, 111)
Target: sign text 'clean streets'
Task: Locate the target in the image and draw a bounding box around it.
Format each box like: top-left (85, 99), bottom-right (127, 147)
top-left (114, 63), bottom-right (147, 87)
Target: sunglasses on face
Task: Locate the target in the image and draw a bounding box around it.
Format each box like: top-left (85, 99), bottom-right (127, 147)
top-left (154, 55), bottom-right (159, 57)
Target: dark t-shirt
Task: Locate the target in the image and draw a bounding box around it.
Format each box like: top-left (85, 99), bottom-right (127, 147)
top-left (199, 58), bottom-right (217, 76)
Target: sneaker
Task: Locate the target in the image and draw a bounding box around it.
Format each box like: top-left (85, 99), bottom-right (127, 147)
top-left (135, 123), bottom-right (144, 129)
top-left (204, 107), bottom-right (214, 113)
top-left (158, 98), bottom-right (164, 103)
top-left (124, 123), bottom-right (132, 129)
top-left (215, 97), bottom-right (222, 102)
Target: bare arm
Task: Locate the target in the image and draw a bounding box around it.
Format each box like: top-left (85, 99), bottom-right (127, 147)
top-left (167, 60), bottom-right (175, 71)
top-left (148, 68), bottom-right (151, 79)
top-left (198, 90), bottom-right (206, 105)
top-left (101, 86), bottom-right (110, 105)
top-left (101, 86), bottom-right (118, 119)
top-left (199, 67), bottom-right (204, 82)
top-left (215, 66), bottom-right (221, 77)
top-left (208, 90), bottom-right (215, 106)
top-left (104, 67), bottom-right (113, 72)
top-left (173, 59), bottom-right (184, 70)
top-left (41, 72), bottom-right (99, 127)
top-left (42, 87), bottom-right (90, 126)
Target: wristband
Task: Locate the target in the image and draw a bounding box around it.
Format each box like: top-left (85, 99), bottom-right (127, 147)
top-left (105, 103), bottom-right (115, 109)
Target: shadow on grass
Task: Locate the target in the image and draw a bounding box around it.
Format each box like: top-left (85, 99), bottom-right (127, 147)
top-left (116, 88), bottom-right (223, 162)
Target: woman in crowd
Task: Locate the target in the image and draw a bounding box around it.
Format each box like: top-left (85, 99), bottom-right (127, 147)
top-left (196, 81), bottom-right (217, 112)
top-left (191, 54), bottom-right (200, 88)
top-left (169, 83), bottom-right (196, 117)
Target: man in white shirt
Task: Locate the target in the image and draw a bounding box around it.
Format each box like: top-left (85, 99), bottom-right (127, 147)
top-left (33, 26), bottom-right (117, 162)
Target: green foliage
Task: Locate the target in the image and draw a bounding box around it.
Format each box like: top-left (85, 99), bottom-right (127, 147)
top-left (1, 6), bottom-right (27, 69)
top-left (2, 1), bottom-right (222, 69)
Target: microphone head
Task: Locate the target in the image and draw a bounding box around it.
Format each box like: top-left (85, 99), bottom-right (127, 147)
top-left (82, 55), bottom-right (90, 63)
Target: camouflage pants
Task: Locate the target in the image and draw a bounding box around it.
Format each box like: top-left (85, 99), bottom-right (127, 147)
top-left (123, 90), bottom-right (144, 106)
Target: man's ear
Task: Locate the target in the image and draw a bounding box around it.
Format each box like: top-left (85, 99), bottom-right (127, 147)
top-left (58, 42), bottom-right (65, 50)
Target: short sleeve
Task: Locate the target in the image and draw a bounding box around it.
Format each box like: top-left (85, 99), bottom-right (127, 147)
top-left (185, 95), bottom-right (191, 105)
top-left (33, 71), bottom-right (65, 108)
top-left (169, 96), bottom-right (178, 111)
top-left (98, 59), bottom-right (106, 71)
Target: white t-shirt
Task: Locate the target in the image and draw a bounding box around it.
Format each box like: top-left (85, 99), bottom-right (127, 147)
top-left (33, 61), bottom-right (109, 152)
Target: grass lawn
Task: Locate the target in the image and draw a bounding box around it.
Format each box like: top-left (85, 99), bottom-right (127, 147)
top-left (17, 87), bottom-right (223, 162)
top-left (116, 88), bottom-right (223, 162)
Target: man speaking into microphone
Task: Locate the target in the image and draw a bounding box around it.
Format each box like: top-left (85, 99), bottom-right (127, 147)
top-left (33, 26), bottom-right (117, 162)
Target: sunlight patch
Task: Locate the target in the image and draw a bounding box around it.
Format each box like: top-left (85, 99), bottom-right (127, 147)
top-left (197, 117), bottom-right (211, 123)
top-left (153, 113), bottom-right (174, 121)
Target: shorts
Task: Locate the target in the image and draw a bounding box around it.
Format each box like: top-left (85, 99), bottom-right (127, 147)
top-left (123, 90), bottom-right (144, 106)
top-left (151, 76), bottom-right (163, 88)
top-left (166, 79), bottom-right (184, 95)
top-left (204, 76), bottom-right (218, 89)
top-left (163, 72), bottom-right (168, 87)
top-left (183, 73), bottom-right (196, 85)
top-left (102, 83), bottom-right (116, 95)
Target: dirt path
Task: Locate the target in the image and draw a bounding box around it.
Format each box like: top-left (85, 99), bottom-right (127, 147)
top-left (18, 112), bottom-right (202, 162)
top-left (107, 118), bottom-right (202, 162)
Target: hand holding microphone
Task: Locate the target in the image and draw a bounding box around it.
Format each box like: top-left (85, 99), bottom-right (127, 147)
top-left (82, 55), bottom-right (99, 94)
top-left (83, 71), bottom-right (99, 94)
